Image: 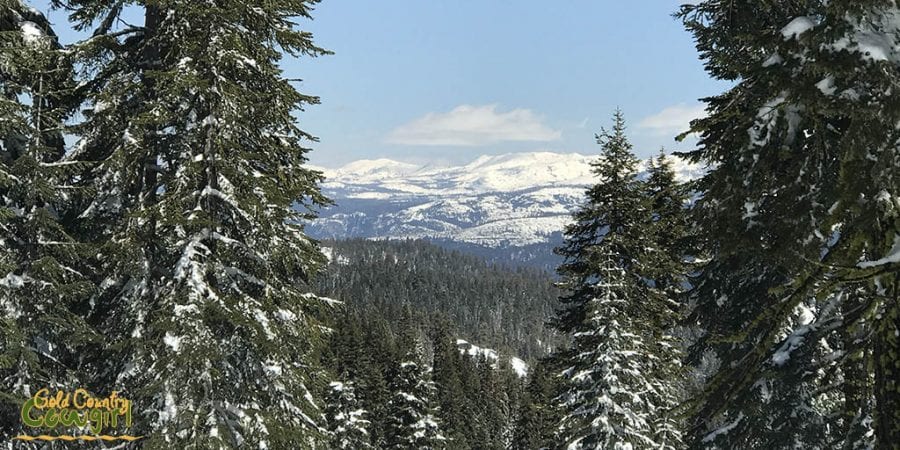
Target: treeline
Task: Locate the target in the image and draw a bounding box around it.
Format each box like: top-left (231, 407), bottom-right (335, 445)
top-left (315, 239), bottom-right (564, 361)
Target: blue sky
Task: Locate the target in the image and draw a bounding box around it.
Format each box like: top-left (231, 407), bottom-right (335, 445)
top-left (32, 0), bottom-right (728, 167)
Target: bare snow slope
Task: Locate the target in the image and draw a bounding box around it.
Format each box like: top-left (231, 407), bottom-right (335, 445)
top-left (309, 152), bottom-right (704, 248)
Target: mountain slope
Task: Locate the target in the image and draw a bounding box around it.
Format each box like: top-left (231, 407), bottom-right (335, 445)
top-left (315, 239), bottom-right (564, 361)
top-left (308, 152), bottom-right (703, 267)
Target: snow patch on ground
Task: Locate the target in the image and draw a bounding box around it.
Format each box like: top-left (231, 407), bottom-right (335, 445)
top-left (320, 246), bottom-right (350, 265)
top-left (509, 357), bottom-right (529, 378)
top-left (456, 339), bottom-right (528, 377)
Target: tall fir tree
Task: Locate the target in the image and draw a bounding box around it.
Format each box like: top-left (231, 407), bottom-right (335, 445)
top-left (325, 381), bottom-right (373, 449)
top-left (385, 317), bottom-right (444, 450)
top-left (644, 149), bottom-right (691, 296)
top-left (678, 1), bottom-right (900, 447)
top-left (0, 1), bottom-right (96, 442)
top-left (554, 111), bottom-right (683, 449)
top-left (512, 359), bottom-right (561, 450)
top-left (430, 318), bottom-right (474, 449)
top-left (642, 149), bottom-right (690, 446)
top-left (49, 0), bottom-right (333, 446)
top-left (472, 355), bottom-right (511, 450)
top-left (323, 310), bottom-right (394, 446)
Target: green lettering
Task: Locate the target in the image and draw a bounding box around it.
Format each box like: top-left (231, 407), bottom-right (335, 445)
top-left (89, 408), bottom-right (104, 435)
top-left (43, 408), bottom-right (59, 428)
top-left (20, 399), bottom-right (44, 428)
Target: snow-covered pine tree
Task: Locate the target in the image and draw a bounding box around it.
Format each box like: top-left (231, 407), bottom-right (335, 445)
top-left (678, 1), bottom-right (900, 447)
top-left (385, 322), bottom-right (444, 449)
top-left (554, 111), bottom-right (683, 449)
top-left (642, 149), bottom-right (689, 447)
top-left (430, 318), bottom-right (473, 448)
top-left (384, 359), bottom-right (444, 450)
top-left (54, 0), bottom-right (332, 446)
top-left (473, 354), bottom-right (512, 450)
top-left (325, 310), bottom-right (394, 446)
top-left (325, 381), bottom-right (373, 449)
top-left (644, 149), bottom-right (690, 296)
top-left (0, 1), bottom-right (96, 442)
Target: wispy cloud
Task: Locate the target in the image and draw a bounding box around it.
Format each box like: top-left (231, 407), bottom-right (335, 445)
top-left (386, 104), bottom-right (562, 146)
top-left (637, 104), bottom-right (706, 136)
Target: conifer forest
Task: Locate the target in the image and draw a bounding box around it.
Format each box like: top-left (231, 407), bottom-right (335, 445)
top-left (2, 1), bottom-right (900, 449)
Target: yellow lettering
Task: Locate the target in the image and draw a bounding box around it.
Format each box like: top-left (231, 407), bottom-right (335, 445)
top-left (32, 389), bottom-right (50, 409)
top-left (73, 389), bottom-right (89, 409)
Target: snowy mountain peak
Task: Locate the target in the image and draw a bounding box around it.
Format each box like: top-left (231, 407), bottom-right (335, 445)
top-left (327, 158), bottom-right (421, 183)
top-left (309, 152), bottom-right (705, 255)
top-left (320, 151), bottom-right (703, 197)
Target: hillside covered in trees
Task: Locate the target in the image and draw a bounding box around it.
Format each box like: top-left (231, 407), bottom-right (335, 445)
top-left (316, 239), bottom-right (563, 361)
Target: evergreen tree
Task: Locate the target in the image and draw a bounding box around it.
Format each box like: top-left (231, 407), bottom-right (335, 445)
top-left (473, 355), bottom-right (509, 450)
top-left (430, 318), bottom-right (474, 448)
top-left (554, 111), bottom-right (683, 449)
top-left (644, 149), bottom-right (691, 295)
top-left (643, 149), bottom-right (690, 445)
top-left (512, 359), bottom-right (560, 450)
top-left (359, 316), bottom-right (397, 447)
top-left (0, 1), bottom-right (96, 441)
top-left (51, 0), bottom-right (333, 446)
top-left (385, 319), bottom-right (445, 449)
top-left (678, 1), bottom-right (900, 448)
top-left (558, 257), bottom-right (675, 449)
top-left (323, 310), bottom-right (394, 446)
top-left (325, 381), bottom-right (373, 449)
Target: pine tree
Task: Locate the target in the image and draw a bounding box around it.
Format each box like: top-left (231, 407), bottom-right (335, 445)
top-left (644, 149), bottom-right (690, 295)
top-left (52, 0), bottom-right (333, 446)
top-left (325, 381), bottom-right (373, 449)
top-left (554, 111), bottom-right (683, 449)
top-left (678, 1), bottom-right (900, 447)
top-left (558, 256), bottom-right (672, 449)
top-left (430, 318), bottom-right (474, 448)
top-left (473, 355), bottom-right (508, 450)
top-left (512, 359), bottom-right (560, 450)
top-left (323, 310), bottom-right (394, 447)
top-left (642, 149), bottom-right (690, 446)
top-left (0, 1), bottom-right (96, 441)
top-left (385, 320), bottom-right (444, 449)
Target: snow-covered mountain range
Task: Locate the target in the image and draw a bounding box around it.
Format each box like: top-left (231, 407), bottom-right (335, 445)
top-left (308, 152), bottom-right (704, 267)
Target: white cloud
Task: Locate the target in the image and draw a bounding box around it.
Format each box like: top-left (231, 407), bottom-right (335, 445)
top-left (386, 104), bottom-right (562, 146)
top-left (637, 104), bottom-right (706, 136)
